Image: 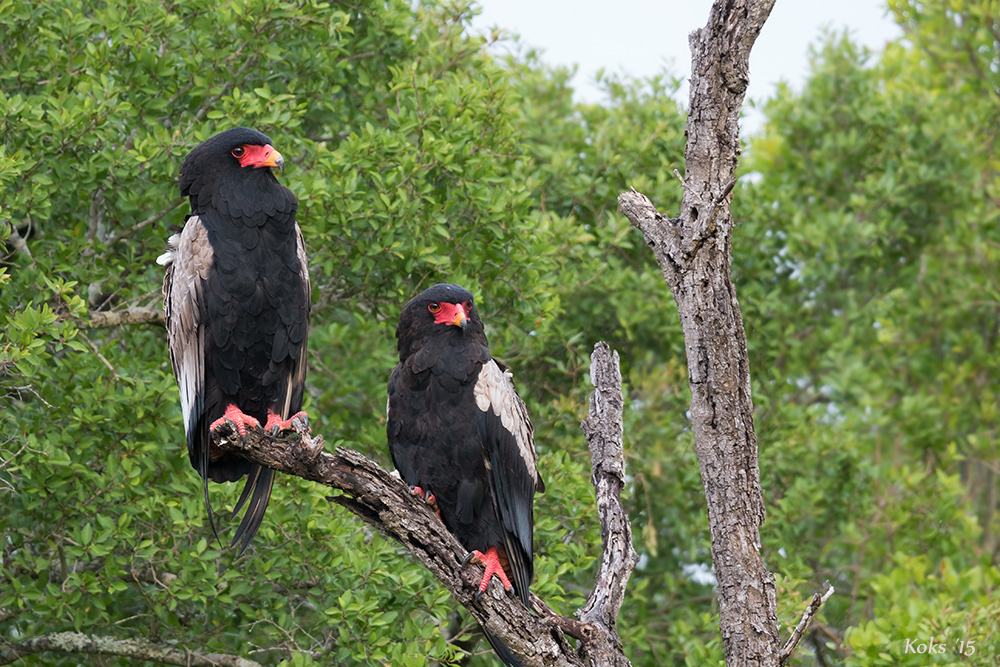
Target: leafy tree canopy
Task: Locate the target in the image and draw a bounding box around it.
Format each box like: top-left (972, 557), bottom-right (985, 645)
top-left (2, 0), bottom-right (998, 665)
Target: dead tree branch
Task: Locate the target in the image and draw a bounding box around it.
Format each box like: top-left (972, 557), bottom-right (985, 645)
top-left (578, 343), bottom-right (637, 667)
top-left (82, 307), bottom-right (165, 328)
top-left (207, 343), bottom-right (634, 667)
top-left (0, 631), bottom-right (264, 667)
top-left (618, 1), bottom-right (779, 666)
top-left (780, 585), bottom-right (835, 664)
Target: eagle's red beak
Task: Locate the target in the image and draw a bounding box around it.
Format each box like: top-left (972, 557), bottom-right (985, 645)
top-left (432, 302), bottom-right (468, 329)
top-left (255, 145), bottom-right (284, 171)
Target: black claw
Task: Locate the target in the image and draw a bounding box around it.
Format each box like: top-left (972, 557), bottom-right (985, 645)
top-left (461, 551), bottom-right (476, 566)
top-left (227, 418), bottom-right (247, 444)
top-left (474, 588), bottom-right (484, 601)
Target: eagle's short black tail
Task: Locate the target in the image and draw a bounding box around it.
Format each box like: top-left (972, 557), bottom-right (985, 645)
top-left (483, 627), bottom-right (523, 667)
top-left (230, 464), bottom-right (275, 554)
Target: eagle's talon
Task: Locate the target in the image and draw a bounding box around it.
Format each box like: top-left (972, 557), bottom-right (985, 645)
top-left (410, 486), bottom-right (441, 519)
top-left (265, 410), bottom-right (309, 434)
top-left (464, 547), bottom-right (514, 595)
top-left (210, 405), bottom-right (261, 440)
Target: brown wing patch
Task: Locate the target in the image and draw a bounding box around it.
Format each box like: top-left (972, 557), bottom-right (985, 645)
top-left (161, 215), bottom-right (213, 435)
top-left (473, 359), bottom-right (541, 488)
top-left (285, 224), bottom-right (310, 419)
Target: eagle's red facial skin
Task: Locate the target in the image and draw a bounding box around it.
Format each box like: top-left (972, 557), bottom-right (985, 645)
top-left (431, 301), bottom-right (468, 329)
top-left (234, 143), bottom-right (284, 170)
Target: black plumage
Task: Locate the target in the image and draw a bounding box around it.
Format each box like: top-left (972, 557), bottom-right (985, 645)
top-left (160, 127), bottom-right (310, 553)
top-left (387, 284), bottom-right (544, 666)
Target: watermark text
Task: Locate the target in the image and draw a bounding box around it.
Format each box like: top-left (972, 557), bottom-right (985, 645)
top-left (903, 637), bottom-right (976, 656)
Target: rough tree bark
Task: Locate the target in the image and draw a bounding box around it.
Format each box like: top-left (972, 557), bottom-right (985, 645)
top-left (199, 342), bottom-right (636, 667)
top-left (578, 343), bottom-right (637, 667)
top-left (616, 1), bottom-right (831, 666)
top-left (83, 306), bottom-right (164, 328)
top-left (0, 632), bottom-right (263, 667)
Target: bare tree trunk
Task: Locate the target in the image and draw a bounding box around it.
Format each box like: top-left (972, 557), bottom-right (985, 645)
top-left (618, 1), bottom-right (786, 666)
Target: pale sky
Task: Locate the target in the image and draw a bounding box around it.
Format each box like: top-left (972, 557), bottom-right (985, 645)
top-left (471, 1), bottom-right (902, 134)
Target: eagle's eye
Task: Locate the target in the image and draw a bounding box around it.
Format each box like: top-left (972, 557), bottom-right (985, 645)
top-left (428, 303), bottom-right (441, 314)
top-left (232, 146), bottom-right (246, 158)
top-left (463, 300), bottom-right (472, 311)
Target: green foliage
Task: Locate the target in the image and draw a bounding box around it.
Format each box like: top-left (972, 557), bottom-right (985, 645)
top-left (845, 555), bottom-right (1000, 666)
top-left (0, 0), bottom-right (568, 664)
top-left (3, 0), bottom-right (1000, 666)
top-left (734, 19), bottom-right (1000, 666)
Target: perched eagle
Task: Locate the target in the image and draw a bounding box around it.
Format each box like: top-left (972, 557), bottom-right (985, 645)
top-left (159, 127), bottom-right (310, 553)
top-left (387, 284), bottom-right (544, 666)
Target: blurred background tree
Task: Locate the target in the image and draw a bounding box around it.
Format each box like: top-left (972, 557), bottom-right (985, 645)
top-left (2, 0), bottom-right (998, 665)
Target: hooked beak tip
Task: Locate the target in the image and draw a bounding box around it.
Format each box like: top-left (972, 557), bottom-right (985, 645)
top-left (259, 145), bottom-right (284, 171)
top-left (269, 150), bottom-right (285, 172)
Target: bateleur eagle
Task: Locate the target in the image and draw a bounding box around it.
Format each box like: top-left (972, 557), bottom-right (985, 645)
top-left (387, 284), bottom-right (544, 666)
top-left (159, 127), bottom-right (310, 554)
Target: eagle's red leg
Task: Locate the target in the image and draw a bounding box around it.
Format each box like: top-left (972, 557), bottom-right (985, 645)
top-left (410, 486), bottom-right (442, 520)
top-left (462, 546), bottom-right (513, 599)
top-left (264, 410), bottom-right (309, 433)
top-left (210, 404), bottom-right (261, 437)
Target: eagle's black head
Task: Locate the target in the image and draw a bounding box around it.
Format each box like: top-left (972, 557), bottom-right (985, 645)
top-left (178, 127), bottom-right (291, 217)
top-left (395, 283), bottom-right (486, 360)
